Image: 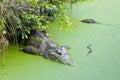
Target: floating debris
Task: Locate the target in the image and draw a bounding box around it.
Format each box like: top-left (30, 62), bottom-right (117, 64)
top-left (87, 44), bottom-right (92, 56)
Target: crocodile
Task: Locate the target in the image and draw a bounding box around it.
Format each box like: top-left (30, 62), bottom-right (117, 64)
top-left (80, 19), bottom-right (100, 24)
top-left (21, 30), bottom-right (76, 66)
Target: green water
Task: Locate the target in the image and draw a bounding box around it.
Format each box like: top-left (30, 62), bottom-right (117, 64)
top-left (1, 0), bottom-right (120, 80)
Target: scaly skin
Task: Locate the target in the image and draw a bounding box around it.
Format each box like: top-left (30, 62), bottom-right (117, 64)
top-left (21, 30), bottom-right (76, 66)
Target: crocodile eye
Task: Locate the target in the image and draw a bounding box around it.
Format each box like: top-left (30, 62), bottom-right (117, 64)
top-left (56, 50), bottom-right (62, 55)
top-left (58, 52), bottom-right (62, 55)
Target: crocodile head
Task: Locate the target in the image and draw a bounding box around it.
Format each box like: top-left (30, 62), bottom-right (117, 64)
top-left (56, 46), bottom-right (70, 59)
top-left (49, 46), bottom-right (76, 66)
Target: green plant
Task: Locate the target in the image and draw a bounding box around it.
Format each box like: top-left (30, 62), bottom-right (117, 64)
top-left (0, 0), bottom-right (72, 43)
